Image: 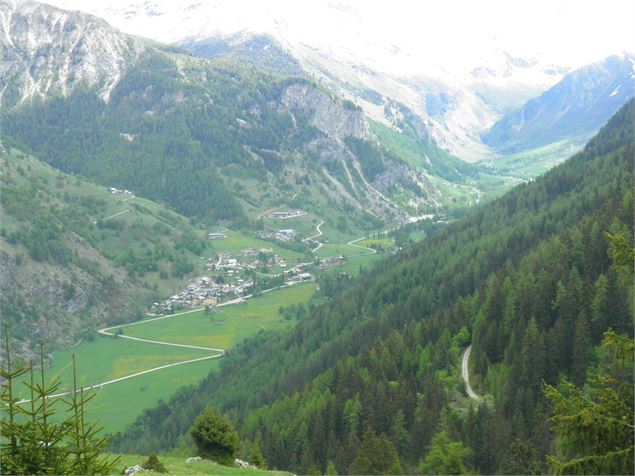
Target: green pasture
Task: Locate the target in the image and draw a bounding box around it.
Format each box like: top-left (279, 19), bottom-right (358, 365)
top-left (314, 242), bottom-right (368, 259)
top-left (207, 230), bottom-right (306, 262)
top-left (124, 283), bottom-right (316, 349)
top-left (15, 284), bottom-right (315, 434)
top-left (358, 237), bottom-right (396, 249)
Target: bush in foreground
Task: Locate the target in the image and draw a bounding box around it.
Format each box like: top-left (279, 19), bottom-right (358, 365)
top-left (190, 407), bottom-right (239, 465)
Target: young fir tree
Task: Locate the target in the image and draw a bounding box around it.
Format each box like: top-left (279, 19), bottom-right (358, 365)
top-left (419, 430), bottom-right (472, 475)
top-left (248, 441), bottom-right (266, 468)
top-left (0, 324), bottom-right (118, 475)
top-left (189, 406), bottom-right (239, 465)
top-left (349, 429), bottom-right (402, 475)
top-left (546, 227), bottom-right (634, 475)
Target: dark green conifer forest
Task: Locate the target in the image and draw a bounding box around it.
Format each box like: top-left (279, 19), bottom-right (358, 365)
top-left (110, 102), bottom-right (634, 474)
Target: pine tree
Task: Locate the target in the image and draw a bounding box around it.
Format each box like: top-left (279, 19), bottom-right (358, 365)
top-left (570, 312), bottom-right (591, 385)
top-left (189, 407), bottom-right (239, 465)
top-left (419, 430), bottom-right (472, 475)
top-left (499, 438), bottom-right (543, 475)
top-left (544, 332), bottom-right (634, 475)
top-left (0, 325), bottom-right (118, 475)
top-left (248, 441), bottom-right (266, 469)
top-left (350, 429), bottom-right (402, 475)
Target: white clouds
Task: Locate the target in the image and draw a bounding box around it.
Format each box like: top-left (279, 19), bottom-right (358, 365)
top-left (41, 0), bottom-right (635, 74)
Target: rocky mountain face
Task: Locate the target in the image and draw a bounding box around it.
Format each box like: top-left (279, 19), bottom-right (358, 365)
top-left (280, 83), bottom-right (368, 140)
top-left (0, 0), bottom-right (143, 106)
top-left (482, 53), bottom-right (635, 154)
top-left (2, 1), bottom-right (473, 230)
top-left (180, 33), bottom-right (566, 162)
top-left (177, 33), bottom-right (305, 78)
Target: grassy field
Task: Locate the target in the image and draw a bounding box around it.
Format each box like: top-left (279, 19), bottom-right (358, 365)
top-left (358, 237), bottom-right (396, 249)
top-left (125, 283), bottom-right (316, 349)
top-left (110, 454), bottom-right (290, 475)
top-left (260, 214), bottom-right (320, 240)
top-left (17, 284), bottom-right (315, 434)
top-left (206, 230), bottom-right (306, 262)
top-left (485, 137), bottom-right (586, 178)
top-left (314, 242), bottom-right (367, 259)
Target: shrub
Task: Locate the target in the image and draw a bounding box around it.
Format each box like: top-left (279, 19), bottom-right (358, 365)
top-left (189, 407), bottom-right (238, 465)
top-left (142, 452), bottom-right (166, 473)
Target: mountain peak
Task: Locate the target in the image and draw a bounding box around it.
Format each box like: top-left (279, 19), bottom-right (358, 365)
top-left (0, 0), bottom-right (143, 106)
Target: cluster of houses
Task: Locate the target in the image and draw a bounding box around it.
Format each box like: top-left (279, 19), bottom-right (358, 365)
top-left (108, 187), bottom-right (134, 198)
top-left (205, 248), bottom-right (288, 275)
top-left (156, 276), bottom-right (255, 313)
top-left (256, 229), bottom-right (297, 241)
top-left (320, 256), bottom-right (345, 268)
top-left (269, 210), bottom-right (306, 219)
top-left (287, 272), bottom-right (314, 284)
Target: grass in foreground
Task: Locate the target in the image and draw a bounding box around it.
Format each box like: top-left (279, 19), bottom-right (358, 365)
top-left (110, 454), bottom-right (290, 475)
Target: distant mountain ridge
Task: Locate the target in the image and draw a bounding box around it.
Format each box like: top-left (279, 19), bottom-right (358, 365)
top-left (180, 32), bottom-right (567, 162)
top-left (177, 32), bottom-right (306, 78)
top-left (2, 1), bottom-right (494, 231)
top-left (482, 53), bottom-right (635, 153)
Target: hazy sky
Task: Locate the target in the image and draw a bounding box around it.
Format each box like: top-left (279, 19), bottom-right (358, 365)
top-left (43, 0), bottom-right (635, 74)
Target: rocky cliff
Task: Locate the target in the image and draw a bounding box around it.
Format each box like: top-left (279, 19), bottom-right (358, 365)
top-left (281, 83), bottom-right (368, 140)
top-left (0, 0), bottom-right (143, 106)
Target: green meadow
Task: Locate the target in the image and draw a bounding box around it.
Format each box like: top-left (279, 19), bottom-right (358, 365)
top-left (206, 230), bottom-right (307, 262)
top-left (125, 283), bottom-right (316, 349)
top-left (18, 284), bottom-right (315, 435)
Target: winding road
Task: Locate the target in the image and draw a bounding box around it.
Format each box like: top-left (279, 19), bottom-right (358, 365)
top-left (16, 307), bottom-right (227, 404)
top-left (346, 236), bottom-right (378, 257)
top-left (303, 220), bottom-right (325, 253)
top-left (461, 345), bottom-right (480, 401)
top-left (22, 207), bottom-right (402, 404)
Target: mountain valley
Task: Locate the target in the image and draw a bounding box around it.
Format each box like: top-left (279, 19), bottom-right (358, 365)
top-left (0, 2), bottom-right (633, 475)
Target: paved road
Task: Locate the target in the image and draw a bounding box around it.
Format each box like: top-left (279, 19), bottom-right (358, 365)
top-left (461, 345), bottom-right (480, 400)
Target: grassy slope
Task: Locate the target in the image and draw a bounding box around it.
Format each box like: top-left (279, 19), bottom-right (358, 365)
top-left (483, 135), bottom-right (588, 179)
top-left (111, 454), bottom-right (290, 475)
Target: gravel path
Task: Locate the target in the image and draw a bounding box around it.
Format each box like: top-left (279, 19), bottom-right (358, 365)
top-left (461, 345), bottom-right (480, 400)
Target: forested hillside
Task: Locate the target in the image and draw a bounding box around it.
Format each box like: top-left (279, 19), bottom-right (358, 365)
top-left (1, 1), bottom-right (509, 232)
top-left (0, 145), bottom-right (210, 357)
top-left (112, 101), bottom-right (634, 474)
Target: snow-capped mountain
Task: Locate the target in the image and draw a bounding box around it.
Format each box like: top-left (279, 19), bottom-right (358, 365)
top-left (13, 0), bottom-right (632, 164)
top-left (483, 53), bottom-right (635, 154)
top-left (0, 0), bottom-right (143, 106)
top-left (178, 32), bottom-right (568, 161)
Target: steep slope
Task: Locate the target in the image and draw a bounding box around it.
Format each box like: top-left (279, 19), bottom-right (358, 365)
top-left (483, 53), bottom-right (635, 154)
top-left (182, 33), bottom-right (566, 162)
top-left (2, 1), bottom-right (479, 229)
top-left (0, 144), bottom-right (212, 358)
top-left (0, 0), bottom-right (142, 106)
top-left (111, 103), bottom-right (633, 472)
top-left (37, 0), bottom-right (571, 162)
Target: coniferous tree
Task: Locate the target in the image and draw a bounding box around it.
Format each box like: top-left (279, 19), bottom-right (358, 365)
top-left (544, 332), bottom-right (634, 475)
top-left (419, 430), bottom-right (472, 475)
top-left (189, 407), bottom-right (239, 465)
top-left (0, 325), bottom-right (118, 475)
top-left (350, 429), bottom-right (402, 475)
